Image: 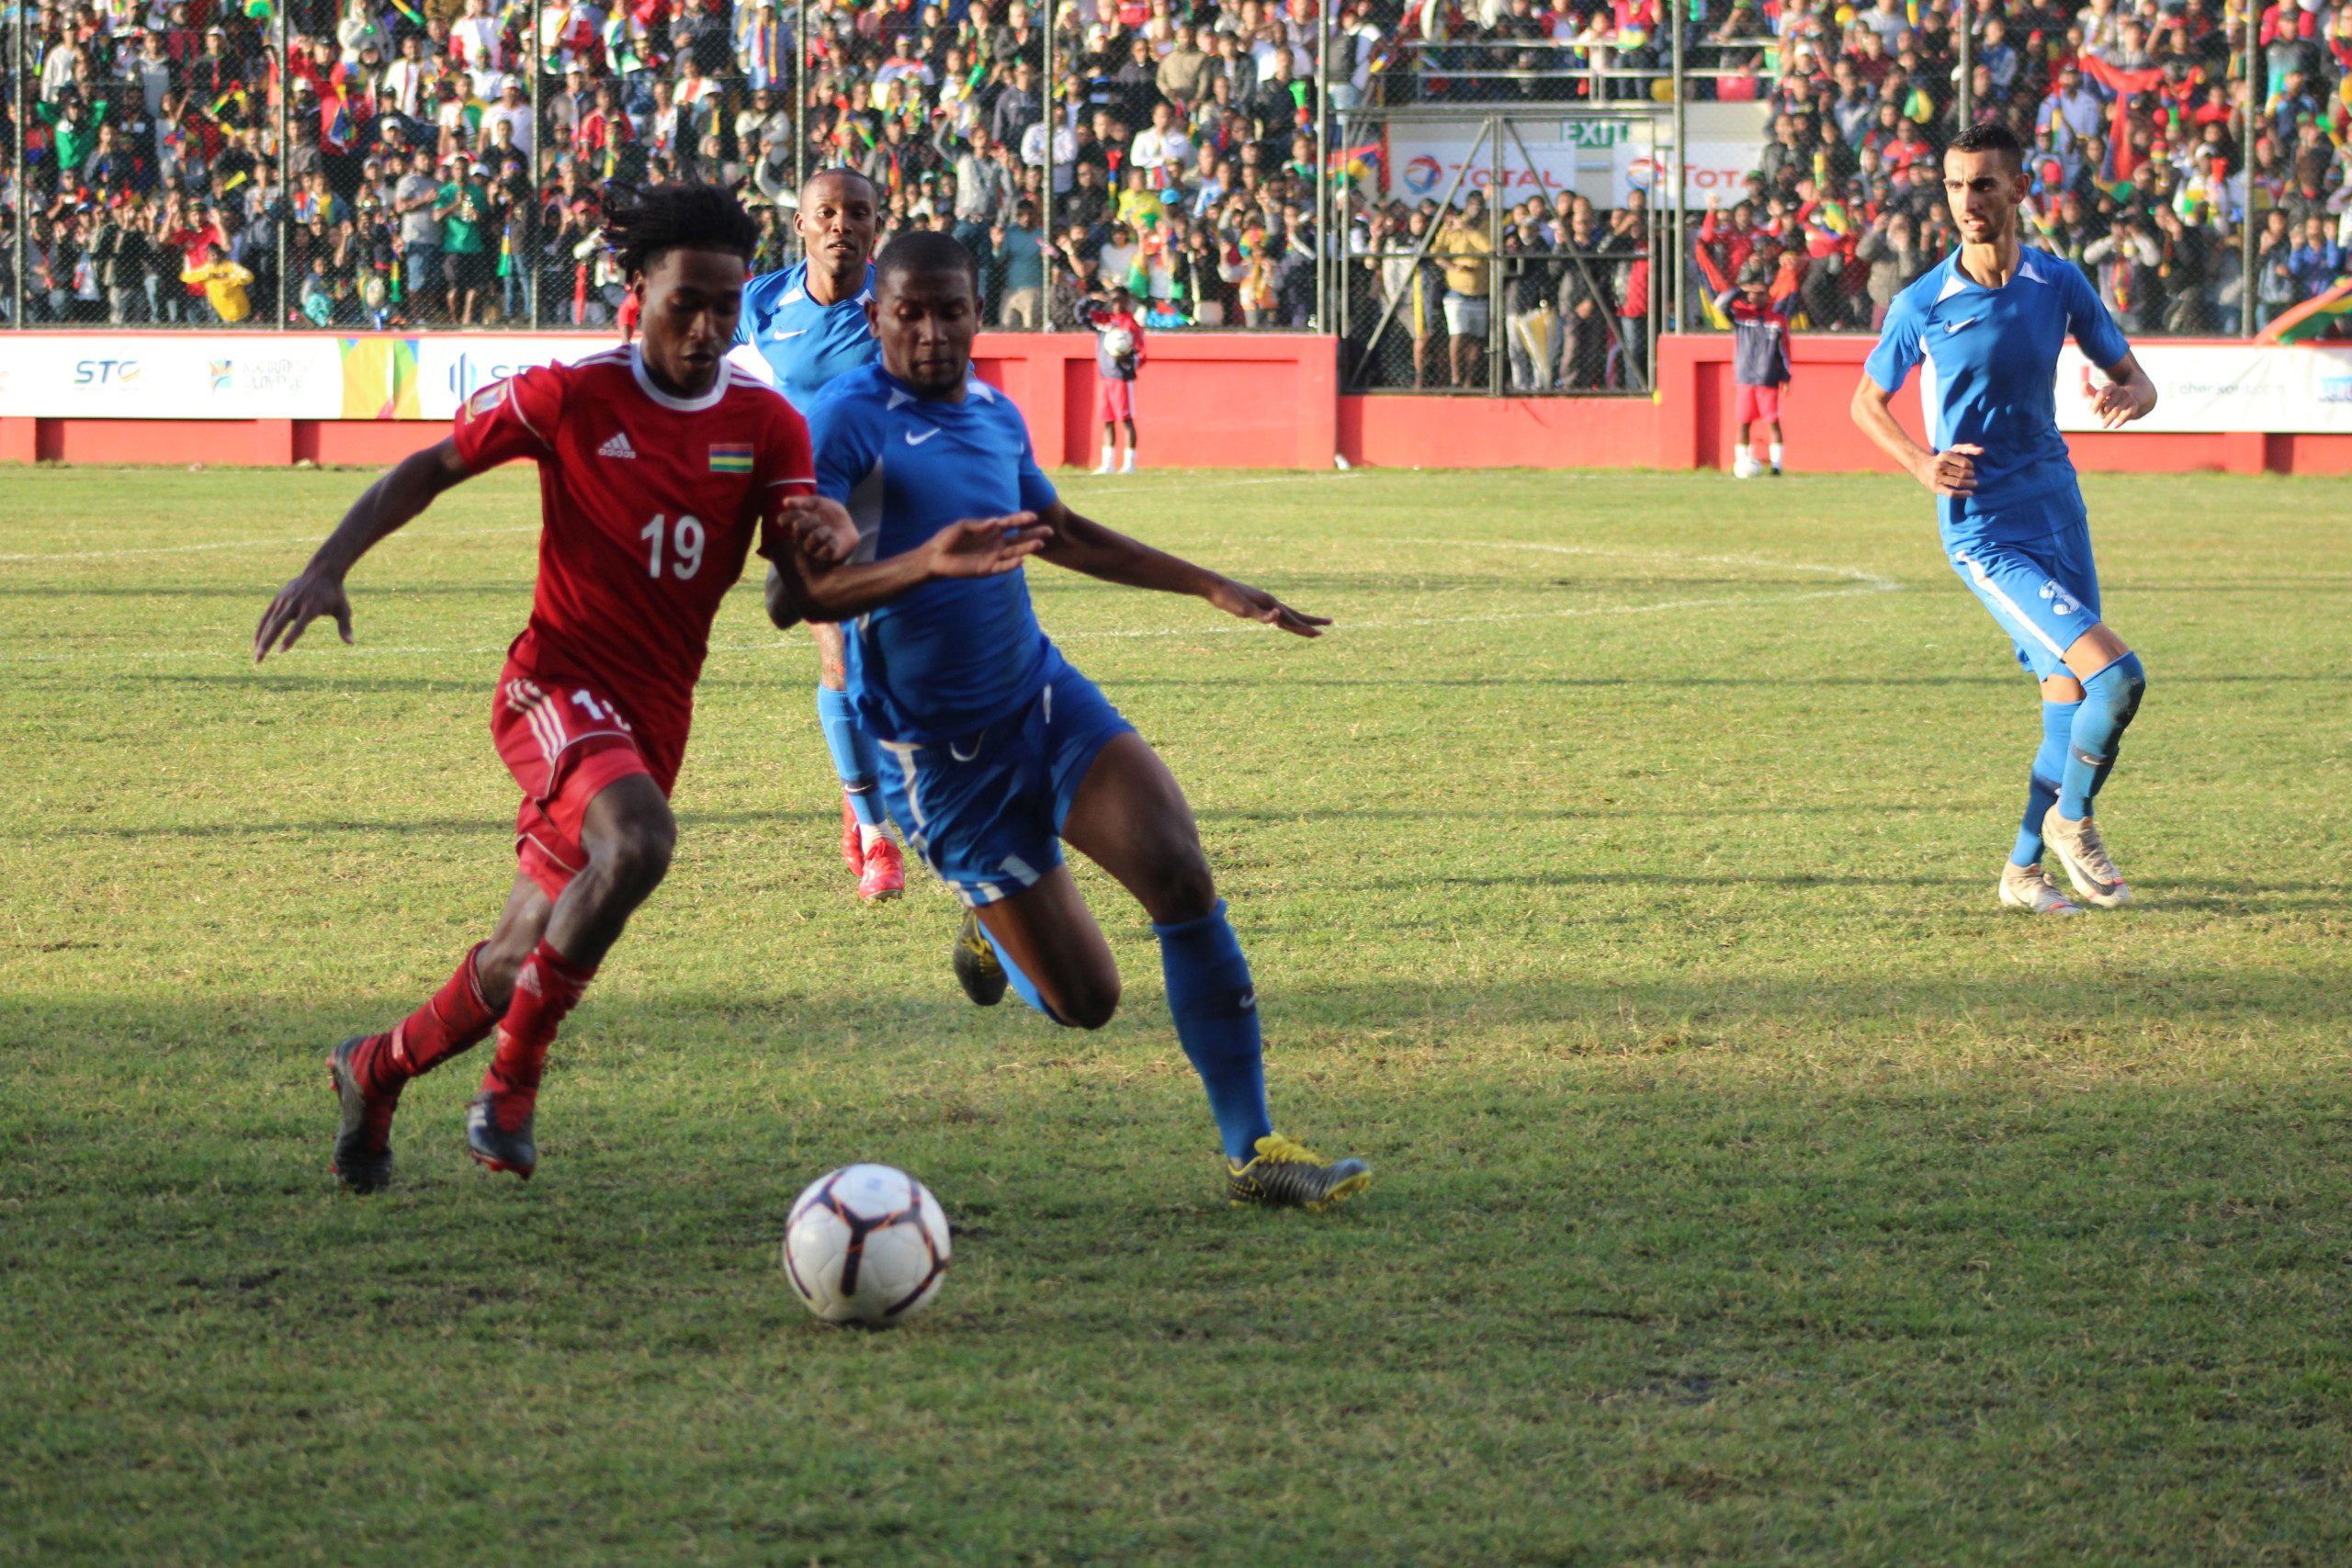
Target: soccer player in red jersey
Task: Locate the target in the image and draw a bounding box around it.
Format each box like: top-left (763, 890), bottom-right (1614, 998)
top-left (253, 185), bottom-right (1046, 1191)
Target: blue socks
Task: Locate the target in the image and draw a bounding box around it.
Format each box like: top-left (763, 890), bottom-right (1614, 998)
top-left (2059, 653), bottom-right (2145, 820)
top-left (1155, 901), bottom-right (1273, 1164)
top-left (2011, 697), bottom-right (2079, 867)
top-left (816, 683), bottom-right (885, 829)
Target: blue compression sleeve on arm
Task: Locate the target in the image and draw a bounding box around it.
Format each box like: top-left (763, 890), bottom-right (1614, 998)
top-left (816, 683), bottom-right (885, 829)
top-left (2012, 698), bottom-right (2079, 866)
top-left (1155, 900), bottom-right (1274, 1164)
top-left (2061, 653), bottom-right (2145, 819)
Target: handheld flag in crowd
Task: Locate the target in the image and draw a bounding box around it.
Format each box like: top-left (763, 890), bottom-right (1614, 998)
top-left (2258, 276), bottom-right (2352, 344)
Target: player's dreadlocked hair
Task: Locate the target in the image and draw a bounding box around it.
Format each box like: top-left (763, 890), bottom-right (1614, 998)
top-left (874, 229), bottom-right (981, 295)
top-left (598, 181), bottom-right (761, 278)
top-left (1948, 120), bottom-right (2025, 172)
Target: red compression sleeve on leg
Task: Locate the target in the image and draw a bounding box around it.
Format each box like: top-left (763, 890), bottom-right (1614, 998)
top-left (480, 940), bottom-right (596, 1126)
top-left (367, 943), bottom-right (501, 1094)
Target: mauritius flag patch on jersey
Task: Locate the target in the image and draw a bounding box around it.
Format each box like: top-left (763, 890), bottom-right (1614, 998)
top-left (708, 443), bottom-right (754, 473)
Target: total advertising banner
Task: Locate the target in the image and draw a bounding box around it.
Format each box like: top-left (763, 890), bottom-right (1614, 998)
top-left (1381, 105), bottom-right (1770, 209)
top-left (0, 333), bottom-right (624, 422)
top-left (2055, 340), bottom-right (2352, 434)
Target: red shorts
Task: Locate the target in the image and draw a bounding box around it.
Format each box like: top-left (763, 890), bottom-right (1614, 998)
top-left (490, 659), bottom-right (675, 899)
top-left (1733, 383), bottom-right (1782, 424)
top-left (1094, 377), bottom-right (1135, 423)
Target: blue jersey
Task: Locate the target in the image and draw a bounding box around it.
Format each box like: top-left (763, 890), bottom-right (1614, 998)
top-left (808, 364), bottom-right (1062, 745)
top-left (1864, 246), bottom-right (2130, 543)
top-left (735, 262), bottom-right (879, 409)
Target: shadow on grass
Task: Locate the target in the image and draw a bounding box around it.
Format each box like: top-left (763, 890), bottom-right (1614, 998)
top-left (1, 988), bottom-right (2346, 1564)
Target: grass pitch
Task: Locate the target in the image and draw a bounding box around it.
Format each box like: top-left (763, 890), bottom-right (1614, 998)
top-left (2, 461), bottom-right (2348, 1566)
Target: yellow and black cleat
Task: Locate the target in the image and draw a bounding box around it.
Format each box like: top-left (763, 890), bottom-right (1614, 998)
top-left (1227, 1134), bottom-right (1374, 1211)
top-left (952, 908), bottom-right (1008, 1007)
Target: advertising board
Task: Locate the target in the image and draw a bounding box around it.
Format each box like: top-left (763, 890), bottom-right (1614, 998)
top-left (0, 333), bottom-right (621, 421)
top-left (1380, 104), bottom-right (1770, 209)
top-left (2055, 340), bottom-right (2352, 434)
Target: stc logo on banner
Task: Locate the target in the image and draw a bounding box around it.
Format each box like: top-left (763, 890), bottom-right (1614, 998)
top-left (73, 359), bottom-right (141, 386)
top-left (445, 351), bottom-right (559, 401)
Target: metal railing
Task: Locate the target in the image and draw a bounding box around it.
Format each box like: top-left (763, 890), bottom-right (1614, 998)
top-left (0, 1), bottom-right (2304, 355)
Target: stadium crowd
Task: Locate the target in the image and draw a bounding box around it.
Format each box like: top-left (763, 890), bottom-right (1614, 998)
top-left (0, 0), bottom-right (2346, 354)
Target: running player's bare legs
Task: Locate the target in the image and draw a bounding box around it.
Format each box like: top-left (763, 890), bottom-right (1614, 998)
top-left (972, 732), bottom-right (1212, 1029)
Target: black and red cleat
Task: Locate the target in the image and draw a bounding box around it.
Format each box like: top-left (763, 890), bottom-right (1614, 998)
top-left (329, 1034), bottom-right (401, 1194)
top-left (465, 1091), bottom-right (537, 1179)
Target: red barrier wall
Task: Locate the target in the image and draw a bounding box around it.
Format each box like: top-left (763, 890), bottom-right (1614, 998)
top-left (7, 331), bottom-right (2349, 475)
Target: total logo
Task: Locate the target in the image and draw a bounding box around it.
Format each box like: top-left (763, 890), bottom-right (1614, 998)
top-left (73, 359), bottom-right (141, 386)
top-left (1399, 155), bottom-right (1564, 197)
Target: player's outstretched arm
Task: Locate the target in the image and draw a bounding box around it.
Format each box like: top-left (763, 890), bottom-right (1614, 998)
top-left (253, 438), bottom-right (473, 664)
top-left (1031, 500), bottom-right (1330, 637)
top-left (763, 504), bottom-right (1051, 628)
top-left (1849, 375), bottom-right (1981, 499)
top-left (2087, 351), bottom-right (2158, 429)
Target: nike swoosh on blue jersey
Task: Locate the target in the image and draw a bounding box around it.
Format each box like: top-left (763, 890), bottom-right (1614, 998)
top-left (906, 427), bottom-right (941, 445)
top-left (772, 328), bottom-right (808, 339)
top-left (1945, 317), bottom-right (1979, 333)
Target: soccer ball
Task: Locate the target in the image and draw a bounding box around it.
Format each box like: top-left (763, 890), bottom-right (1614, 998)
top-left (1101, 326), bottom-right (1136, 361)
top-left (782, 1164), bottom-right (952, 1326)
top-left (1733, 455), bottom-right (1762, 479)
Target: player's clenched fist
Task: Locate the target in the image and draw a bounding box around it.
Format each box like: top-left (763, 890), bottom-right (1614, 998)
top-left (2088, 378), bottom-right (2156, 430)
top-left (774, 494), bottom-right (861, 563)
top-left (1914, 442), bottom-right (1983, 498)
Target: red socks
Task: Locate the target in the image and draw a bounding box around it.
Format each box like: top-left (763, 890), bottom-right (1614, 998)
top-left (481, 939), bottom-right (597, 1127)
top-left (360, 943), bottom-right (500, 1097)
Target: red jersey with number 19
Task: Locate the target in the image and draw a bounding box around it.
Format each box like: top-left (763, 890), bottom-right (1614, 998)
top-left (452, 345), bottom-right (815, 775)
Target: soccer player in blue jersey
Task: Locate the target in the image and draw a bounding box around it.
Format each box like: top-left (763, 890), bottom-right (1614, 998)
top-left (736, 168), bottom-right (905, 902)
top-left (769, 231), bottom-right (1373, 1209)
top-left (1851, 121), bottom-right (2159, 916)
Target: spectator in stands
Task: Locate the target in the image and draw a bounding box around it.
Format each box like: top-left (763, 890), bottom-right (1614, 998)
top-left (996, 197), bottom-right (1047, 326)
top-left (1431, 193), bottom-right (1493, 387)
top-left (1854, 209), bottom-right (1924, 330)
top-left (181, 241), bottom-right (254, 323)
top-left (0, 0), bottom-right (2325, 355)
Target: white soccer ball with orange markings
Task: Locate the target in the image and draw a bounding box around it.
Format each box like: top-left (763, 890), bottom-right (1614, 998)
top-left (783, 1164), bottom-right (952, 1326)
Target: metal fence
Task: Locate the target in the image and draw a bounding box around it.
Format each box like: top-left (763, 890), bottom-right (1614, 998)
top-left (0, 0), bottom-right (2312, 361)
top-left (1338, 112), bottom-right (1665, 396)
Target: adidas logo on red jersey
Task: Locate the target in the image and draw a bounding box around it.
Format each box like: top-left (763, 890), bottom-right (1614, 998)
top-left (598, 432), bottom-right (638, 460)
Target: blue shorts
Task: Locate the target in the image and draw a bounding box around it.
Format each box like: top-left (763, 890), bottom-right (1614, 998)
top-left (872, 650), bottom-right (1135, 908)
top-left (1945, 495), bottom-right (2102, 681)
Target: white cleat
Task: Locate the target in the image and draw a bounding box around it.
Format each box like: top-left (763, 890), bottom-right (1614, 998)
top-left (1998, 860), bottom-right (2084, 916)
top-left (1091, 459), bottom-right (1115, 475)
top-left (2041, 808), bottom-right (2132, 908)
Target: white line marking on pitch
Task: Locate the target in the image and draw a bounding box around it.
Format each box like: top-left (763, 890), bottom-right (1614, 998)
top-left (7, 538), bottom-right (1896, 663)
top-left (1052, 536), bottom-right (1900, 638)
top-left (0, 474), bottom-right (1345, 565)
top-left (0, 524), bottom-right (540, 564)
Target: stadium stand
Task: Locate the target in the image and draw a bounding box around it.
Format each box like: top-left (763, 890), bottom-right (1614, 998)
top-left (0, 0), bottom-right (2342, 367)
